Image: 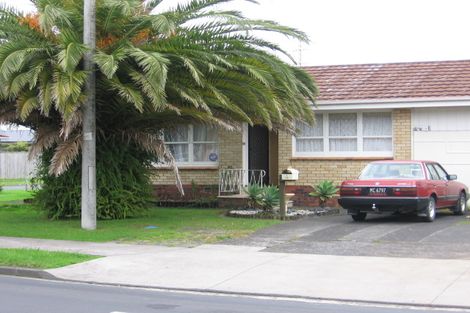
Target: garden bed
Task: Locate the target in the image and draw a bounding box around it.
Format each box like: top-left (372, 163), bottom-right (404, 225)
top-left (227, 206), bottom-right (340, 220)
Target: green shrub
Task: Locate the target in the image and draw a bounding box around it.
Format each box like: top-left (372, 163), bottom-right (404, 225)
top-left (3, 141), bottom-right (30, 152)
top-left (309, 180), bottom-right (339, 208)
top-left (243, 184), bottom-right (263, 208)
top-left (244, 184), bottom-right (280, 213)
top-left (33, 139), bottom-right (152, 220)
top-left (259, 185), bottom-right (280, 212)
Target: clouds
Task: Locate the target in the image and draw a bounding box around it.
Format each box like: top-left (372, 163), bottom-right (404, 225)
top-left (3, 0), bottom-right (470, 65)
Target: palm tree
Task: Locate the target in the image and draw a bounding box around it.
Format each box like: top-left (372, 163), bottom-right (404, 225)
top-left (0, 0), bottom-right (318, 219)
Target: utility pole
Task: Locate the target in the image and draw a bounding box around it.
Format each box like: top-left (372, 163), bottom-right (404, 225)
top-left (81, 0), bottom-right (97, 230)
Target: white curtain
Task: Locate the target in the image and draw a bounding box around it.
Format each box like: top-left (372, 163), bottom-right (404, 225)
top-left (295, 115), bottom-right (323, 152)
top-left (363, 138), bottom-right (392, 151)
top-left (164, 125), bottom-right (188, 142)
top-left (296, 139), bottom-right (323, 152)
top-left (165, 125), bottom-right (189, 162)
top-left (193, 125), bottom-right (218, 162)
top-left (363, 112), bottom-right (392, 136)
top-left (330, 138), bottom-right (357, 151)
top-left (329, 113), bottom-right (357, 136)
top-left (194, 143), bottom-right (218, 162)
top-left (363, 112), bottom-right (392, 151)
top-left (296, 115), bottom-right (323, 137)
top-left (168, 144), bottom-right (189, 162)
top-left (193, 125), bottom-right (218, 142)
top-left (329, 113), bottom-right (357, 151)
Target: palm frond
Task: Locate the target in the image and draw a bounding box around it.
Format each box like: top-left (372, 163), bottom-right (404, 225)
top-left (142, 0), bottom-right (164, 13)
top-left (29, 125), bottom-right (60, 160)
top-left (37, 1), bottom-right (73, 34)
top-left (107, 77), bottom-right (144, 112)
top-left (49, 133), bottom-right (81, 176)
top-left (94, 48), bottom-right (127, 79)
top-left (60, 110), bottom-right (82, 140)
top-left (17, 92), bottom-right (40, 121)
top-left (57, 42), bottom-right (88, 73)
top-left (124, 130), bottom-right (183, 194)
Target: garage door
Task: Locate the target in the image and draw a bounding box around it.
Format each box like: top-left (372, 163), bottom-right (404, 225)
top-left (412, 107), bottom-right (470, 187)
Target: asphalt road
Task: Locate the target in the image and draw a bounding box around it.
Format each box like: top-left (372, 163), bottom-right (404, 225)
top-left (0, 276), bottom-right (464, 313)
top-left (225, 210), bottom-right (470, 259)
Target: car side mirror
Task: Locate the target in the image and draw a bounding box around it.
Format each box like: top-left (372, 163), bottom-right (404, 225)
top-left (447, 174), bottom-right (457, 181)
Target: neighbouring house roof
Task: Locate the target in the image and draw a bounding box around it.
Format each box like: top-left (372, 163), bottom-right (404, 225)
top-left (0, 130), bottom-right (34, 143)
top-left (303, 60), bottom-right (470, 102)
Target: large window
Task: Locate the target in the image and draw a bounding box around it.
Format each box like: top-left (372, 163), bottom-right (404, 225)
top-left (165, 125), bottom-right (219, 165)
top-left (294, 112), bottom-right (393, 157)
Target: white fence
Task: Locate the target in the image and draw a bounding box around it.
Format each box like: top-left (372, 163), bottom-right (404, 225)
top-left (0, 152), bottom-right (37, 179)
top-left (219, 169), bottom-right (266, 195)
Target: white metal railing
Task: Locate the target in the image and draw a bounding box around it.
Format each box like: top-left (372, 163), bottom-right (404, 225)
top-left (219, 169), bottom-right (266, 195)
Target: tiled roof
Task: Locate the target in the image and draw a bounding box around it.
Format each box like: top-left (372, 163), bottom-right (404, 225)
top-left (302, 60), bottom-right (470, 101)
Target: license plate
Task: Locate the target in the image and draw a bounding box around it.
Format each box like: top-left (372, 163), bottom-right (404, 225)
top-left (369, 187), bottom-right (387, 195)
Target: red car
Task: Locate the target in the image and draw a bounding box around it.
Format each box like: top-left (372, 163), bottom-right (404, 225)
top-left (338, 161), bottom-right (468, 222)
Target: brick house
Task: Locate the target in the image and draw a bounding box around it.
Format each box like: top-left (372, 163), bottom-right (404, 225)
top-left (152, 60), bottom-right (470, 207)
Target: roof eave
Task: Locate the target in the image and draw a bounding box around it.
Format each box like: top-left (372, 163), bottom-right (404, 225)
top-left (310, 96), bottom-right (470, 111)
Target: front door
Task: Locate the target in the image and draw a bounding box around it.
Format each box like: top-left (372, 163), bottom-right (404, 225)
top-left (248, 125), bottom-right (269, 185)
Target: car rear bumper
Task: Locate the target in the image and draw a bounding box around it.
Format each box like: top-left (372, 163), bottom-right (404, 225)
top-left (338, 197), bottom-right (430, 214)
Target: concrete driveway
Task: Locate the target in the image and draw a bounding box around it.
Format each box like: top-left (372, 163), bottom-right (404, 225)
top-left (225, 210), bottom-right (470, 259)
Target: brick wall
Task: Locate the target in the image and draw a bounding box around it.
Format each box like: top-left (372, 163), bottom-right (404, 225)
top-left (278, 109), bottom-right (412, 206)
top-left (393, 109), bottom-right (412, 160)
top-left (151, 128), bottom-right (243, 199)
top-left (153, 184), bottom-right (218, 201)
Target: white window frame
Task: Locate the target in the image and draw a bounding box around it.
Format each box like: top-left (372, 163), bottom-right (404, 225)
top-left (293, 110), bottom-right (393, 157)
top-left (165, 124), bottom-right (219, 166)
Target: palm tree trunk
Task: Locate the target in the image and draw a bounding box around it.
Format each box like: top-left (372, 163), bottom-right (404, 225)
top-left (81, 0), bottom-right (97, 230)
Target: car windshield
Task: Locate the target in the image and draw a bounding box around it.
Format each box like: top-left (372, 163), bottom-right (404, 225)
top-left (359, 163), bottom-right (425, 179)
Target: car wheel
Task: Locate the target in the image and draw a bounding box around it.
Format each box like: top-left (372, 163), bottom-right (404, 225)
top-left (453, 192), bottom-right (467, 216)
top-left (351, 212), bottom-right (367, 222)
top-left (423, 197), bottom-right (436, 222)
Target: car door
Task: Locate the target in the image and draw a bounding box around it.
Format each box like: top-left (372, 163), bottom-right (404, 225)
top-left (425, 163), bottom-right (448, 208)
top-left (433, 163), bottom-right (460, 205)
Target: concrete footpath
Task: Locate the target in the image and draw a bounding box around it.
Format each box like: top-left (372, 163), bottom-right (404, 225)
top-left (1, 236), bottom-right (470, 308)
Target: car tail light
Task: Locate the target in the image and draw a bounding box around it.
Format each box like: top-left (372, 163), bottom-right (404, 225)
top-left (392, 187), bottom-right (417, 197)
top-left (340, 187), bottom-right (362, 196)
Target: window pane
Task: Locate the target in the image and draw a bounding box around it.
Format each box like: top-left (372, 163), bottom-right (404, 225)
top-left (360, 163), bottom-right (424, 179)
top-left (296, 139), bottom-right (323, 152)
top-left (168, 144), bottom-right (188, 162)
top-left (329, 113), bottom-right (357, 136)
top-left (426, 164), bottom-right (440, 180)
top-left (193, 125), bottom-right (217, 142)
top-left (363, 138), bottom-right (392, 151)
top-left (330, 138), bottom-right (357, 151)
top-left (363, 112), bottom-right (392, 136)
top-left (194, 143), bottom-right (218, 162)
top-left (165, 125), bottom-right (188, 142)
top-left (432, 164), bottom-right (448, 180)
top-left (296, 115), bottom-right (323, 137)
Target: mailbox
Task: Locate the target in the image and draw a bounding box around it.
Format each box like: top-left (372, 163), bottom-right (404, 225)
top-left (280, 168), bottom-right (299, 181)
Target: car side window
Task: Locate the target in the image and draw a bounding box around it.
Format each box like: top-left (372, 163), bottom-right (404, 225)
top-left (426, 164), bottom-right (440, 180)
top-left (433, 164), bottom-right (448, 180)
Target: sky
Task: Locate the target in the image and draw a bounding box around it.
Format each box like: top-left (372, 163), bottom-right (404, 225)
top-left (1, 0), bottom-right (470, 66)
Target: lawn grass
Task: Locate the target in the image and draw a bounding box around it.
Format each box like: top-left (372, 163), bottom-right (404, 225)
top-left (0, 190), bottom-right (34, 202)
top-left (0, 204), bottom-right (281, 245)
top-left (0, 178), bottom-right (29, 186)
top-left (0, 248), bottom-right (99, 269)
